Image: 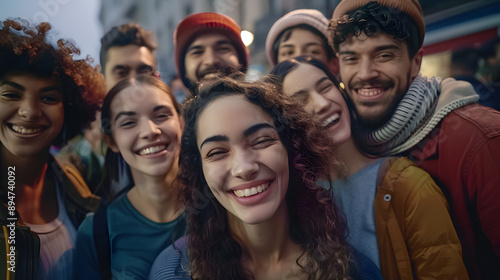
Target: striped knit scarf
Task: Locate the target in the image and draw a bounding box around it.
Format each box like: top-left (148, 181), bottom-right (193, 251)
top-left (355, 75), bottom-right (479, 156)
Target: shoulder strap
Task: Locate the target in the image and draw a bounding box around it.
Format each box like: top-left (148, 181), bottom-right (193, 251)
top-left (49, 157), bottom-right (101, 227)
top-left (93, 204), bottom-right (112, 280)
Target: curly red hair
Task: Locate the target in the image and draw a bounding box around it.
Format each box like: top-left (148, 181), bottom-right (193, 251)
top-left (0, 19), bottom-right (106, 145)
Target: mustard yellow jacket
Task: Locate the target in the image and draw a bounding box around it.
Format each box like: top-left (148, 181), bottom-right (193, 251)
top-left (375, 157), bottom-right (468, 280)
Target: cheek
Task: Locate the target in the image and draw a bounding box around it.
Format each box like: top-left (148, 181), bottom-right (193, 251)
top-left (226, 54), bottom-right (240, 67)
top-left (202, 162), bottom-right (227, 194)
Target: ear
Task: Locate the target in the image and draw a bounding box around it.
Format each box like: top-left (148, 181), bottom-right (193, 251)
top-left (326, 56), bottom-right (340, 76)
top-left (103, 134), bottom-right (120, 153)
top-left (411, 48), bottom-right (424, 79)
top-left (153, 71), bottom-right (161, 79)
top-left (179, 115), bottom-right (185, 132)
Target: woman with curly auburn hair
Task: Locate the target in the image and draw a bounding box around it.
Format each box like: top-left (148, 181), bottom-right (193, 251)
top-left (149, 74), bottom-right (380, 280)
top-left (0, 19), bottom-right (105, 279)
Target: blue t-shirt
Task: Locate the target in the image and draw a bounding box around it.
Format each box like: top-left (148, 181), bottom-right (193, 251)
top-left (148, 237), bottom-right (382, 280)
top-left (321, 159), bottom-right (383, 268)
top-left (74, 193), bottom-right (186, 279)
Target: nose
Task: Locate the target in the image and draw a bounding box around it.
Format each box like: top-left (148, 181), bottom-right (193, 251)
top-left (18, 97), bottom-right (42, 120)
top-left (139, 119), bottom-right (161, 139)
top-left (202, 48), bottom-right (221, 66)
top-left (358, 58), bottom-right (378, 81)
top-left (230, 149), bottom-right (259, 180)
top-left (310, 91), bottom-right (330, 115)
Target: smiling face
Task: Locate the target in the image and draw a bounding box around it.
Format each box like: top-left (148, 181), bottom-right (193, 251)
top-left (278, 28), bottom-right (329, 65)
top-left (104, 45), bottom-right (157, 90)
top-left (107, 84), bottom-right (183, 178)
top-left (184, 33), bottom-right (240, 87)
top-left (197, 94), bottom-right (289, 225)
top-left (338, 32), bottom-right (422, 128)
top-left (0, 72), bottom-right (64, 159)
top-left (283, 63), bottom-right (351, 145)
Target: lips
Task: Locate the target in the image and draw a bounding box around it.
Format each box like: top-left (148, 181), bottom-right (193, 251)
top-left (9, 124), bottom-right (45, 135)
top-left (136, 144), bottom-right (167, 156)
top-left (323, 113), bottom-right (340, 128)
top-left (233, 182), bottom-right (270, 198)
top-left (357, 88), bottom-right (384, 98)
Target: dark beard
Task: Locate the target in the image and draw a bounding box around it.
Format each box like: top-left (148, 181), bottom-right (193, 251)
top-left (190, 64), bottom-right (239, 94)
top-left (355, 95), bottom-right (404, 130)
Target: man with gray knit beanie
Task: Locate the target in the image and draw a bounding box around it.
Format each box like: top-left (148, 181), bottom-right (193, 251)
top-left (331, 1), bottom-right (500, 279)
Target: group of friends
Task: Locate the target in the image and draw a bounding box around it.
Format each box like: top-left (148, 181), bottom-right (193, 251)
top-left (1, 0), bottom-right (500, 279)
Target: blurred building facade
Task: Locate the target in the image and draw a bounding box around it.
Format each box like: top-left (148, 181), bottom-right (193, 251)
top-left (99, 0), bottom-right (341, 83)
top-left (99, 0), bottom-right (500, 82)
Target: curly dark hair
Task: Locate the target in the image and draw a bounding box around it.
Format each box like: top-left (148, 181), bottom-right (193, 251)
top-left (179, 74), bottom-right (351, 279)
top-left (0, 19), bottom-right (106, 146)
top-left (99, 22), bottom-right (158, 72)
top-left (330, 1), bottom-right (420, 58)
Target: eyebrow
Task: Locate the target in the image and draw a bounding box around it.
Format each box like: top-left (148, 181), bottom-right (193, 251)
top-left (314, 77), bottom-right (330, 86)
top-left (200, 135), bottom-right (228, 149)
top-left (338, 44), bottom-right (400, 56)
top-left (113, 105), bottom-right (172, 123)
top-left (281, 41), bottom-right (322, 49)
top-left (199, 123), bottom-right (276, 149)
top-left (111, 65), bottom-right (130, 72)
top-left (0, 81), bottom-right (61, 93)
top-left (114, 111), bottom-right (135, 123)
top-left (243, 123), bottom-right (275, 137)
top-left (187, 40), bottom-right (233, 53)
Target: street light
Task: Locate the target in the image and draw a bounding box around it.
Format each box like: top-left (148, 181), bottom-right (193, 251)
top-left (241, 30), bottom-right (254, 47)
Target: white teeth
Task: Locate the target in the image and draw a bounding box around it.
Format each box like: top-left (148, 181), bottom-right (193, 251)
top-left (203, 73), bottom-right (218, 80)
top-left (323, 113), bottom-right (340, 126)
top-left (11, 125), bottom-right (42, 134)
top-left (138, 145), bottom-right (166, 155)
top-left (358, 88), bottom-right (383, 97)
top-left (233, 183), bottom-right (270, 198)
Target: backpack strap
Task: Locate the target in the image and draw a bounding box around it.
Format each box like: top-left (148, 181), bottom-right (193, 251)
top-left (93, 204), bottom-right (112, 280)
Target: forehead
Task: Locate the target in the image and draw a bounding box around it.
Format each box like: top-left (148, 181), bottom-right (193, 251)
top-left (188, 32), bottom-right (233, 48)
top-left (284, 63), bottom-right (326, 89)
top-left (110, 84), bottom-right (173, 113)
top-left (1, 72), bottom-right (59, 89)
top-left (197, 95), bottom-right (273, 138)
top-left (338, 32), bottom-right (403, 51)
top-left (106, 45), bottom-right (156, 66)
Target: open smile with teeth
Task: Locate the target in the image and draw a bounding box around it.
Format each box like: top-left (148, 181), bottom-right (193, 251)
top-left (233, 182), bottom-right (271, 198)
top-left (10, 124), bottom-right (44, 135)
top-left (137, 145), bottom-right (166, 156)
top-left (202, 72), bottom-right (219, 80)
top-left (357, 88), bottom-right (384, 97)
top-left (323, 113), bottom-right (340, 127)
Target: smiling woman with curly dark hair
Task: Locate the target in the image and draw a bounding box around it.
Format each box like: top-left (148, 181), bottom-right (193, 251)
top-left (147, 74), bottom-right (378, 280)
top-left (0, 19), bottom-right (105, 279)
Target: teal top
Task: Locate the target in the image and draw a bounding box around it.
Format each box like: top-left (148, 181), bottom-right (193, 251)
top-left (74, 193), bottom-right (186, 279)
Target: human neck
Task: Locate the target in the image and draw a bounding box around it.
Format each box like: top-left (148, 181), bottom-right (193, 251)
top-left (334, 138), bottom-right (380, 179)
top-left (127, 164), bottom-right (183, 223)
top-left (1, 146), bottom-right (58, 224)
top-left (1, 146), bottom-right (50, 188)
top-left (229, 202), bottom-right (303, 278)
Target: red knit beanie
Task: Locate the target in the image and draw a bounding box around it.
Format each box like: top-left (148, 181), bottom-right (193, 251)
top-left (173, 12), bottom-right (249, 88)
top-left (332, 0), bottom-right (425, 48)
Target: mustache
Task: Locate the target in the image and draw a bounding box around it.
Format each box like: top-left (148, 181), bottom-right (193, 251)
top-left (349, 79), bottom-right (394, 90)
top-left (197, 64), bottom-right (238, 80)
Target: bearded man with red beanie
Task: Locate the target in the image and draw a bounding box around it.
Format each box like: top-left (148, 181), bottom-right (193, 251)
top-left (331, 1), bottom-right (500, 279)
top-left (174, 12), bottom-right (249, 94)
